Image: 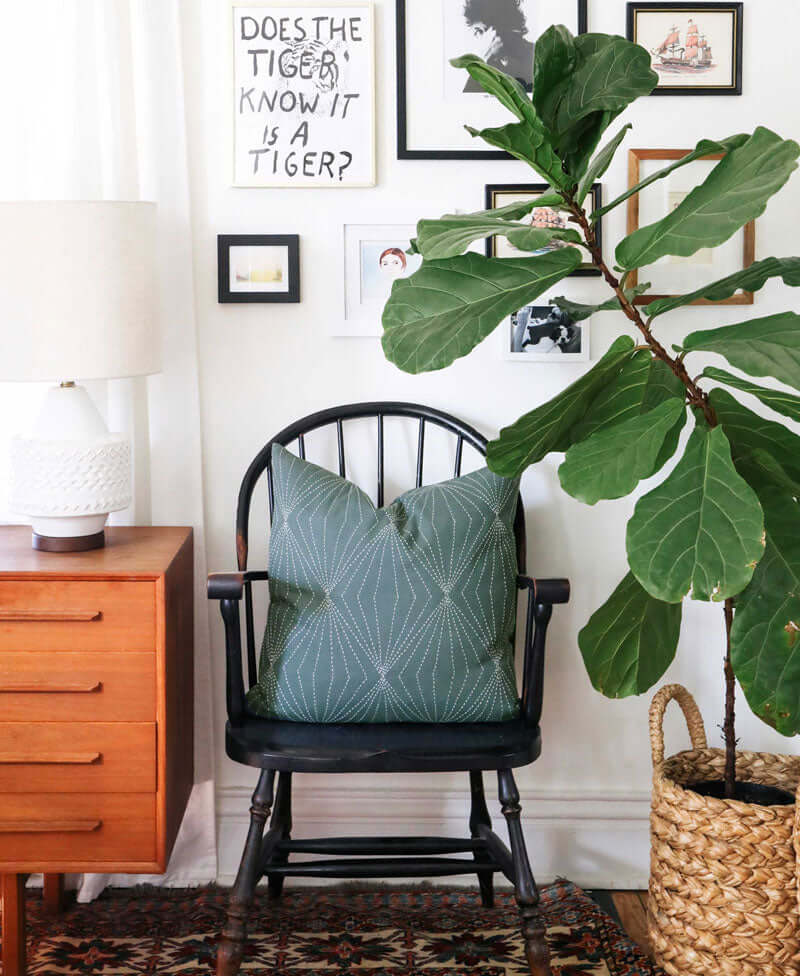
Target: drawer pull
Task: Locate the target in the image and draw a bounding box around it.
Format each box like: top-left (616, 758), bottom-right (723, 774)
top-left (0, 680), bottom-right (102, 694)
top-left (0, 819), bottom-right (101, 833)
top-left (0, 609), bottom-right (101, 622)
top-left (0, 752), bottom-right (101, 765)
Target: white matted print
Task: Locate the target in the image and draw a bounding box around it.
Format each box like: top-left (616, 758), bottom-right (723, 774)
top-left (400, 0), bottom-right (585, 157)
top-left (232, 3), bottom-right (375, 187)
top-left (229, 244), bottom-right (289, 292)
top-left (340, 224), bottom-right (421, 336)
top-left (504, 306), bottom-right (589, 362)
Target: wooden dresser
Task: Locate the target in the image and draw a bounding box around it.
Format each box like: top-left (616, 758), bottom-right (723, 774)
top-left (0, 525), bottom-right (194, 975)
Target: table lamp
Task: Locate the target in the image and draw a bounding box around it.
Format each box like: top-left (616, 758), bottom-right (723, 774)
top-left (0, 201), bottom-right (159, 551)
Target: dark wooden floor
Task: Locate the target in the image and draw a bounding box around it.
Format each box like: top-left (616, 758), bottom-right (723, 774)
top-left (592, 890), bottom-right (650, 958)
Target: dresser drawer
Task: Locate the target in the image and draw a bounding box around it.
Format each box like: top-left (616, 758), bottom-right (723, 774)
top-left (0, 580), bottom-right (155, 651)
top-left (0, 652), bottom-right (156, 721)
top-left (0, 793), bottom-right (156, 870)
top-left (0, 723), bottom-right (156, 792)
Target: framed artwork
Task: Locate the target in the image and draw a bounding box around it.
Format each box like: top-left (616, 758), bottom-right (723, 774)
top-left (626, 148), bottom-right (755, 305)
top-left (485, 183), bottom-right (601, 276)
top-left (231, 3), bottom-right (376, 186)
top-left (339, 223), bottom-right (422, 335)
top-left (217, 234), bottom-right (300, 303)
top-left (397, 0), bottom-right (588, 159)
top-left (627, 3), bottom-right (743, 95)
top-left (504, 305), bottom-right (590, 362)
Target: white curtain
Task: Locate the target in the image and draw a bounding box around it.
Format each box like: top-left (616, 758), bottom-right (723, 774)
top-left (0, 0), bottom-right (217, 894)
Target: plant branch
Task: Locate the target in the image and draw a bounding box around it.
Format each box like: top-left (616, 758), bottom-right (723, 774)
top-left (723, 598), bottom-right (737, 798)
top-left (565, 198), bottom-right (716, 427)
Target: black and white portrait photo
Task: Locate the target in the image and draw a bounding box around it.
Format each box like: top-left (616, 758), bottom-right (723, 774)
top-left (506, 306), bottom-right (589, 362)
top-left (398, 0), bottom-right (587, 158)
top-left (460, 0), bottom-right (535, 91)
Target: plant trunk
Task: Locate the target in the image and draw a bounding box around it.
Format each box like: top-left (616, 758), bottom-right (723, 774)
top-left (723, 598), bottom-right (737, 799)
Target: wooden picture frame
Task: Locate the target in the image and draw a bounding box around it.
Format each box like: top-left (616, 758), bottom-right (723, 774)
top-left (627, 2), bottom-right (743, 96)
top-left (626, 148), bottom-right (755, 306)
top-left (485, 183), bottom-right (602, 277)
top-left (217, 234), bottom-right (300, 303)
top-left (397, 0), bottom-right (588, 160)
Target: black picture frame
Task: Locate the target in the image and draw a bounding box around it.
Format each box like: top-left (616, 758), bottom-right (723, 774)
top-left (217, 234), bottom-right (300, 304)
top-left (627, 2), bottom-right (743, 96)
top-left (484, 183), bottom-right (602, 277)
top-left (397, 0), bottom-right (589, 160)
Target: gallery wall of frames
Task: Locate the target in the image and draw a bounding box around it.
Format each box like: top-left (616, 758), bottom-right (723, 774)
top-left (195, 0), bottom-right (800, 887)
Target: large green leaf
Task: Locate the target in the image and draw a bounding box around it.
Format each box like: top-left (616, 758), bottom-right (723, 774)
top-left (532, 25), bottom-right (577, 124)
top-left (576, 124), bottom-right (632, 205)
top-left (579, 572), bottom-right (682, 698)
top-left (649, 257), bottom-right (800, 318)
top-left (683, 312), bottom-right (800, 392)
top-left (552, 283), bottom-right (651, 322)
top-left (710, 388), bottom-right (800, 486)
top-left (592, 135), bottom-right (749, 222)
top-left (569, 353), bottom-right (685, 441)
top-left (732, 490), bottom-right (800, 735)
top-left (550, 35), bottom-right (657, 142)
top-left (559, 398), bottom-right (685, 505)
top-left (415, 213), bottom-right (580, 260)
top-left (381, 249), bottom-right (581, 374)
top-left (465, 120), bottom-right (570, 189)
top-left (703, 367), bottom-right (800, 423)
top-left (452, 54), bottom-right (571, 188)
top-left (626, 425), bottom-right (765, 603)
top-left (486, 336), bottom-right (636, 477)
top-left (451, 54), bottom-right (536, 124)
top-left (616, 128), bottom-right (800, 269)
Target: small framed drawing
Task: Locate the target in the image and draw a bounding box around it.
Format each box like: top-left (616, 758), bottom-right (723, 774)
top-left (504, 305), bottom-right (589, 362)
top-left (231, 2), bottom-right (376, 186)
top-left (626, 149), bottom-right (755, 305)
top-left (485, 183), bottom-right (601, 276)
top-left (217, 234), bottom-right (300, 303)
top-left (397, 0), bottom-right (588, 159)
top-left (339, 223), bottom-right (422, 335)
top-left (627, 3), bottom-right (743, 95)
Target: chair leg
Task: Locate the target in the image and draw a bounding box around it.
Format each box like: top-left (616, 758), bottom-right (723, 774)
top-left (217, 769), bottom-right (275, 976)
top-left (267, 771), bottom-right (293, 899)
top-left (498, 768), bottom-right (551, 976)
top-left (469, 770), bottom-right (494, 908)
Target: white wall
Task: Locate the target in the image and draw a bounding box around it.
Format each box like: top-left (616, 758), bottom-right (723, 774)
top-left (180, 0), bottom-right (800, 888)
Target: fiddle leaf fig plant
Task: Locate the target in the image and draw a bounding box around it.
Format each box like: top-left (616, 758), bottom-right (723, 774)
top-left (380, 26), bottom-right (800, 799)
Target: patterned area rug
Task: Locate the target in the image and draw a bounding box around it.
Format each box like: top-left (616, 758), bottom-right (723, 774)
top-left (8, 881), bottom-right (659, 975)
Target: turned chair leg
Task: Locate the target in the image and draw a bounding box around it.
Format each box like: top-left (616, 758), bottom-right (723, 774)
top-left (217, 769), bottom-right (275, 976)
top-left (469, 770), bottom-right (494, 908)
top-left (267, 771), bottom-right (293, 899)
top-left (498, 768), bottom-right (551, 976)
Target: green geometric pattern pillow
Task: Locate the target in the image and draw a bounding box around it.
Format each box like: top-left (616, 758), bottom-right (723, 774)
top-left (246, 443), bottom-right (521, 724)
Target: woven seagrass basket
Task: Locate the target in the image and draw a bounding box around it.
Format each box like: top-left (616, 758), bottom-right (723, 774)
top-left (648, 684), bottom-right (800, 976)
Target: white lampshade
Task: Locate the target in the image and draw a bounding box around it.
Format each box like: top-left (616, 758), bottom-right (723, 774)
top-left (0, 200), bottom-right (159, 381)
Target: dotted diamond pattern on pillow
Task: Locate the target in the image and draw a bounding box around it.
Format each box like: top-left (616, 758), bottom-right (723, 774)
top-left (246, 443), bottom-right (521, 724)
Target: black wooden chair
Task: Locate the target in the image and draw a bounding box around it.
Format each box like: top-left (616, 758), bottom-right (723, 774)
top-left (209, 402), bottom-right (569, 976)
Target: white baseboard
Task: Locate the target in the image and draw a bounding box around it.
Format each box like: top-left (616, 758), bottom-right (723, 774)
top-left (216, 784), bottom-right (652, 890)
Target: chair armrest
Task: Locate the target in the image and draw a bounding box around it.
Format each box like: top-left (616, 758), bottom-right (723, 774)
top-left (207, 570), bottom-right (269, 727)
top-left (518, 576), bottom-right (570, 727)
top-left (517, 575), bottom-right (570, 604)
top-left (208, 570), bottom-right (269, 601)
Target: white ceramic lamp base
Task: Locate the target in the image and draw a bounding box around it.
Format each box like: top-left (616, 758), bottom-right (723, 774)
top-left (9, 384), bottom-right (132, 551)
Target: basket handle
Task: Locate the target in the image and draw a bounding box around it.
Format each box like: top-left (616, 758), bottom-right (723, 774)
top-left (649, 683), bottom-right (708, 767)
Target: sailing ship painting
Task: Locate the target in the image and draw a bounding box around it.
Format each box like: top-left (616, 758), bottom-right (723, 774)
top-left (653, 18), bottom-right (714, 72)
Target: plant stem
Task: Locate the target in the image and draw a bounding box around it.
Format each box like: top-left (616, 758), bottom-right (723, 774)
top-left (566, 193), bottom-right (738, 792)
top-left (723, 598), bottom-right (737, 798)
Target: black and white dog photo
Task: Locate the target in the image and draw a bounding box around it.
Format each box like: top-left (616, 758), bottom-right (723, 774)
top-left (509, 306), bottom-right (587, 360)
